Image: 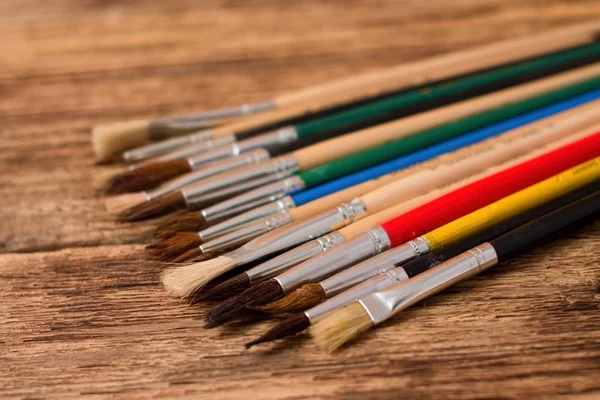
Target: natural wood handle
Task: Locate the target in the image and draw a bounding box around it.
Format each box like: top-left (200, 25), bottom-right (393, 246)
top-left (360, 98), bottom-right (600, 211)
top-left (276, 22), bottom-right (600, 108)
top-left (339, 123), bottom-right (600, 240)
top-left (293, 62), bottom-right (600, 170)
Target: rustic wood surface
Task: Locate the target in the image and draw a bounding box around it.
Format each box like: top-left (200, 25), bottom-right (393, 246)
top-left (1, 1), bottom-right (599, 398)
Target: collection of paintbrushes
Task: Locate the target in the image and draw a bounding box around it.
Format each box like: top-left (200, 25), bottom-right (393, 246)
top-left (94, 22), bottom-right (600, 352)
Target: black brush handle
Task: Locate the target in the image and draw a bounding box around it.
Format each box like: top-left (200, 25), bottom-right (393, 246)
top-left (491, 190), bottom-right (600, 260)
top-left (401, 181), bottom-right (600, 278)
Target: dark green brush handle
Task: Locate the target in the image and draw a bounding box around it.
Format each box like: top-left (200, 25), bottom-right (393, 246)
top-left (298, 75), bottom-right (600, 187)
top-left (294, 42), bottom-right (600, 139)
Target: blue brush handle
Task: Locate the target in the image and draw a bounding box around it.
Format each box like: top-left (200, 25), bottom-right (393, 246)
top-left (291, 88), bottom-right (600, 206)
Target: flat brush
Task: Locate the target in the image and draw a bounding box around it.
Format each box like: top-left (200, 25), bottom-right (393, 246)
top-left (202, 141), bottom-right (600, 326)
top-left (310, 190), bottom-right (600, 353)
top-left (151, 88), bottom-right (600, 237)
top-left (120, 66), bottom-right (600, 222)
top-left (93, 22), bottom-right (600, 160)
top-left (154, 95), bottom-right (600, 260)
top-left (102, 42), bottom-right (600, 193)
top-left (254, 178), bottom-right (600, 322)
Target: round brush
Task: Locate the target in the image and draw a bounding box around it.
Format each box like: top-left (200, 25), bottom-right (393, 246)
top-left (200, 138), bottom-right (600, 327)
top-left (247, 181), bottom-right (599, 347)
top-left (92, 22), bottom-right (600, 160)
top-left (310, 188), bottom-right (600, 352)
top-left (117, 66), bottom-right (600, 222)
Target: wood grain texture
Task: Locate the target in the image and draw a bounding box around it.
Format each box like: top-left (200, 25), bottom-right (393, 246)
top-left (0, 1), bottom-right (599, 398)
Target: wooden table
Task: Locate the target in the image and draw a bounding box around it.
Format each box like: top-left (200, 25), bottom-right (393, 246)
top-left (1, 1), bottom-right (599, 398)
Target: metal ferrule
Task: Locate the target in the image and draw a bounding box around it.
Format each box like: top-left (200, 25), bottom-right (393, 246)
top-left (320, 237), bottom-right (430, 297)
top-left (157, 101), bottom-right (276, 124)
top-left (199, 213), bottom-right (294, 254)
top-left (199, 196), bottom-right (296, 241)
top-left (274, 226), bottom-right (392, 294)
top-left (200, 176), bottom-right (305, 223)
top-left (305, 267), bottom-right (410, 321)
top-left (245, 231), bottom-right (346, 283)
top-left (122, 131), bottom-right (214, 162)
top-left (225, 199), bottom-right (365, 267)
top-left (359, 242), bottom-right (499, 324)
top-left (181, 155), bottom-right (299, 203)
top-left (146, 149), bottom-right (270, 200)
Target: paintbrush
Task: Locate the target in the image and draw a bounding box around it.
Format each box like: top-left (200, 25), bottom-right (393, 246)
top-left (148, 97), bottom-right (600, 261)
top-left (100, 42), bottom-right (600, 193)
top-left (201, 141), bottom-right (600, 327)
top-left (310, 190), bottom-right (600, 352)
top-left (251, 178), bottom-right (600, 327)
top-left (93, 22), bottom-right (600, 160)
top-left (116, 66), bottom-right (600, 222)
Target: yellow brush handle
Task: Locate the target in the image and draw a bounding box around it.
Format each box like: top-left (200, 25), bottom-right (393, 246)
top-left (275, 22), bottom-right (600, 108)
top-left (293, 62), bottom-right (600, 170)
top-left (360, 100), bottom-right (600, 212)
top-left (422, 156), bottom-right (600, 250)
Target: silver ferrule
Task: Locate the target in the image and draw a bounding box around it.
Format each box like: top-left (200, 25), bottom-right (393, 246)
top-left (359, 242), bottom-right (499, 324)
top-left (200, 176), bottom-right (305, 223)
top-left (181, 155), bottom-right (299, 203)
top-left (305, 267), bottom-right (410, 321)
top-left (231, 126), bottom-right (298, 155)
top-left (225, 198), bottom-right (365, 267)
top-left (122, 131), bottom-right (214, 162)
top-left (274, 226), bottom-right (392, 293)
top-left (199, 196), bottom-right (296, 241)
top-left (157, 101), bottom-right (276, 124)
top-left (146, 149), bottom-right (270, 200)
top-left (245, 231), bottom-right (346, 283)
top-left (320, 237), bottom-right (430, 297)
top-left (200, 213), bottom-right (294, 254)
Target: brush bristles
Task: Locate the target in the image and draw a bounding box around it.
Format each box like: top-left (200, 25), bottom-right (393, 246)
top-left (146, 232), bottom-right (203, 260)
top-left (103, 159), bottom-right (191, 194)
top-left (246, 313), bottom-right (311, 348)
top-left (191, 272), bottom-right (251, 302)
top-left (161, 256), bottom-right (236, 298)
top-left (118, 191), bottom-right (186, 222)
top-left (169, 246), bottom-right (206, 263)
top-left (104, 192), bottom-right (149, 214)
top-left (154, 211), bottom-right (207, 239)
top-left (310, 302), bottom-right (373, 353)
top-left (205, 279), bottom-right (284, 327)
top-left (258, 283), bottom-right (327, 314)
top-left (92, 119), bottom-right (150, 161)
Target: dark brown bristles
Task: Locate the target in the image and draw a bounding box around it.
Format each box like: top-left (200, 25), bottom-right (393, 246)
top-left (245, 313), bottom-right (310, 348)
top-left (153, 211), bottom-right (207, 239)
top-left (256, 283), bottom-right (327, 314)
top-left (118, 191), bottom-right (186, 222)
top-left (190, 272), bottom-right (251, 303)
top-left (204, 279), bottom-right (284, 328)
top-left (169, 246), bottom-right (205, 263)
top-left (145, 232), bottom-right (203, 260)
top-left (103, 159), bottom-right (191, 194)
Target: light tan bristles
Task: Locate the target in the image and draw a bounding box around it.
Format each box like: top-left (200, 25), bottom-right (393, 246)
top-left (258, 283), bottom-right (327, 314)
top-left (161, 256), bottom-right (236, 298)
top-left (92, 119), bottom-right (150, 161)
top-left (153, 211), bottom-right (207, 239)
top-left (310, 302), bottom-right (373, 353)
top-left (146, 232), bottom-right (203, 260)
top-left (118, 191), bottom-right (186, 222)
top-left (94, 165), bottom-right (126, 192)
top-left (102, 159), bottom-right (191, 195)
top-left (104, 192), bottom-right (150, 214)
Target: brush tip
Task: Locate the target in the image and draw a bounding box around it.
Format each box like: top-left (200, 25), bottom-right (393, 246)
top-left (92, 119), bottom-right (150, 160)
top-left (104, 159), bottom-right (191, 194)
top-left (104, 192), bottom-right (149, 214)
top-left (258, 283), bottom-right (327, 314)
top-left (153, 211), bottom-right (207, 239)
top-left (193, 273), bottom-right (251, 302)
top-left (310, 302), bottom-right (373, 353)
top-left (161, 255), bottom-right (236, 298)
top-left (118, 191), bottom-right (186, 222)
top-left (145, 231), bottom-right (203, 260)
top-left (245, 313), bottom-right (310, 348)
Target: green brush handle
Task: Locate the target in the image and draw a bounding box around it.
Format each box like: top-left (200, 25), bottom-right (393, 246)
top-left (294, 42), bottom-right (600, 139)
top-left (298, 75), bottom-right (600, 187)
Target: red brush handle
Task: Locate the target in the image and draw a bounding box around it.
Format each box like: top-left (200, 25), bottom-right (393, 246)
top-left (381, 131), bottom-right (600, 247)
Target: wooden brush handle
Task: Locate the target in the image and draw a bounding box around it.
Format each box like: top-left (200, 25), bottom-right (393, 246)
top-left (293, 62), bottom-right (600, 170)
top-left (274, 22), bottom-right (600, 108)
top-left (360, 98), bottom-right (600, 212)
